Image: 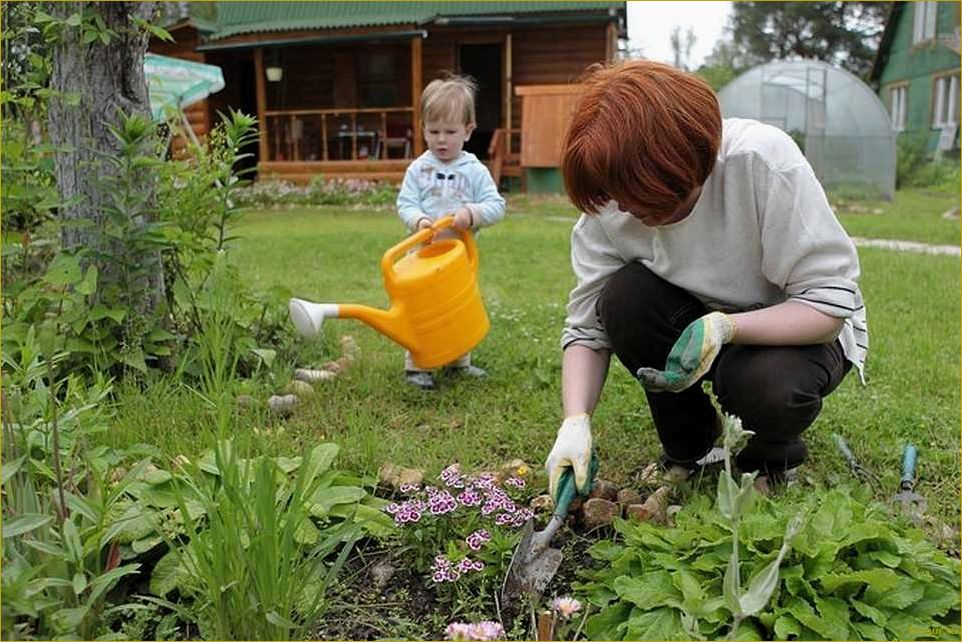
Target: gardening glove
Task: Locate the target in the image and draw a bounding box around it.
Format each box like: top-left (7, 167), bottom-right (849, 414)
top-left (545, 413), bottom-right (593, 504)
top-left (636, 311), bottom-right (736, 393)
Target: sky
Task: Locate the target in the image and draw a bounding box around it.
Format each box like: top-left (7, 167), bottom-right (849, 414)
top-left (625, 1), bottom-right (734, 69)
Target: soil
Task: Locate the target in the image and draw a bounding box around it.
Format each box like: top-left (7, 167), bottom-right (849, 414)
top-left (308, 523), bottom-right (610, 641)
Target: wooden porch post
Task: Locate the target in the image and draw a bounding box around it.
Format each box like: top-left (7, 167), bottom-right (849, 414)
top-left (606, 22), bottom-right (618, 62)
top-left (254, 47), bottom-right (269, 162)
top-left (411, 35), bottom-right (423, 156)
top-left (504, 33), bottom-right (513, 150)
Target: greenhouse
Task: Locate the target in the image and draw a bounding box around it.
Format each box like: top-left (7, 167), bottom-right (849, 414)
top-left (718, 59), bottom-right (896, 200)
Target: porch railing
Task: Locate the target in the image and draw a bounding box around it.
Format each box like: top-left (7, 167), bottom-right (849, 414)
top-left (262, 107), bottom-right (415, 162)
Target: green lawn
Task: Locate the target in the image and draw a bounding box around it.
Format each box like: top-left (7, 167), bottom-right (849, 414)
top-left (108, 190), bottom-right (960, 526)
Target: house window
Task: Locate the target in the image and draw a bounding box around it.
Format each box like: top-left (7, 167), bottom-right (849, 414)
top-left (890, 84), bottom-right (908, 132)
top-left (913, 1), bottom-right (938, 44)
top-left (932, 73), bottom-right (960, 127)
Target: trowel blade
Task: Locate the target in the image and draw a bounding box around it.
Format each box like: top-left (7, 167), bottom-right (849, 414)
top-left (500, 519), bottom-right (564, 605)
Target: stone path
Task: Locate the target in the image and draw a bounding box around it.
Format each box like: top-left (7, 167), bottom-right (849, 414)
top-left (851, 237), bottom-right (960, 257)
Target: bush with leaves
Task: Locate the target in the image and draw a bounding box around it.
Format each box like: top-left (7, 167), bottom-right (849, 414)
top-left (576, 426), bottom-right (960, 642)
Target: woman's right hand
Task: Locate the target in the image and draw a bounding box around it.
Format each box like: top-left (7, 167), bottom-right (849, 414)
top-left (545, 414), bottom-right (593, 503)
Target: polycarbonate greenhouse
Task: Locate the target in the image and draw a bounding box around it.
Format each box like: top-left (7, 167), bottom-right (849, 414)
top-left (717, 60), bottom-right (896, 200)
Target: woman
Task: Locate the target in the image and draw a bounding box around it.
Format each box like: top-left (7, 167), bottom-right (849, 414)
top-left (545, 60), bottom-right (867, 500)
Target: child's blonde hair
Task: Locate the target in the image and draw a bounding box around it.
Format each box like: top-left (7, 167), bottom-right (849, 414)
top-left (421, 73), bottom-right (477, 126)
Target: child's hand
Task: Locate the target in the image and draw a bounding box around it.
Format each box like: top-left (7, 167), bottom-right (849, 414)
top-left (416, 217), bottom-right (433, 231)
top-left (452, 206), bottom-right (474, 231)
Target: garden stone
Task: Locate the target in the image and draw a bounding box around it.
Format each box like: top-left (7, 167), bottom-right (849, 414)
top-left (581, 497), bottom-right (619, 528)
top-left (378, 463), bottom-right (424, 489)
top-left (616, 488), bottom-right (643, 506)
top-left (268, 394), bottom-right (299, 416)
top-left (235, 394), bottom-right (259, 409)
top-left (666, 504), bottom-right (682, 525)
top-left (294, 368), bottom-right (337, 383)
top-left (625, 486), bottom-right (672, 523)
top-left (285, 380), bottom-right (315, 397)
top-left (530, 494), bottom-right (553, 512)
top-left (587, 478), bottom-right (619, 502)
top-left (370, 560), bottom-right (396, 591)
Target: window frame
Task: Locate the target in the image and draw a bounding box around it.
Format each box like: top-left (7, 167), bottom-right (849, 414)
top-left (888, 82), bottom-right (909, 132)
top-left (931, 71), bottom-right (961, 128)
top-left (912, 1), bottom-right (938, 44)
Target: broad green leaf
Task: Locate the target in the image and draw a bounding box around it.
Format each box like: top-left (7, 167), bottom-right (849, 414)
top-left (813, 595), bottom-right (852, 640)
top-left (784, 596), bottom-right (838, 639)
top-left (884, 612), bottom-right (936, 640)
top-left (868, 550), bottom-right (901, 568)
top-left (72, 572), bottom-right (87, 596)
top-left (143, 469), bottom-right (173, 485)
top-left (121, 348), bottom-right (148, 373)
top-left (265, 610), bottom-right (296, 629)
top-left (672, 567), bottom-right (706, 608)
top-left (739, 555), bottom-right (783, 616)
top-left (614, 572), bottom-right (684, 610)
top-left (732, 618), bottom-right (764, 640)
top-left (301, 443), bottom-right (340, 487)
top-left (131, 534), bottom-right (163, 553)
top-left (864, 576), bottom-right (925, 610)
top-left (624, 607), bottom-right (688, 640)
top-left (294, 515), bottom-right (320, 545)
top-left (276, 456), bottom-right (301, 474)
top-left (585, 602), bottom-right (632, 640)
top-left (723, 551), bottom-right (741, 615)
top-left (150, 550), bottom-right (187, 596)
top-left (773, 614), bottom-right (802, 639)
top-left (328, 502), bottom-right (394, 537)
top-left (904, 580), bottom-right (961, 619)
top-left (819, 568), bottom-right (899, 593)
top-left (589, 539), bottom-right (625, 561)
top-left (850, 598), bottom-right (887, 626)
top-left (308, 486), bottom-right (366, 515)
top-left (852, 621), bottom-right (887, 640)
top-left (76, 265), bottom-right (98, 295)
top-left (2, 455), bottom-right (26, 485)
top-left (54, 605), bottom-right (89, 631)
top-left (716, 471), bottom-right (738, 520)
top-left (44, 252), bottom-right (82, 285)
top-left (63, 519), bottom-right (84, 564)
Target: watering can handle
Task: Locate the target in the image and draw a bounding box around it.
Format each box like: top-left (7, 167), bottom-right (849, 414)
top-left (380, 216), bottom-right (479, 279)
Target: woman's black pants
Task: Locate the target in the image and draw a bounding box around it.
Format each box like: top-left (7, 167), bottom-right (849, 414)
top-left (595, 262), bottom-right (851, 474)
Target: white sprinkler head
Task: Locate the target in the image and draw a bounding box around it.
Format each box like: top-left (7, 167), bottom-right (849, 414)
top-left (289, 298), bottom-right (337, 338)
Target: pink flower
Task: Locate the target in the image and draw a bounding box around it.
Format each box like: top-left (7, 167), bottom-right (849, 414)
top-left (445, 621), bottom-right (505, 640)
top-left (505, 476), bottom-right (526, 489)
top-left (552, 596), bottom-right (583, 619)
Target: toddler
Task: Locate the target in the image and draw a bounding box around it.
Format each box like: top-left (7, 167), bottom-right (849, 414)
top-left (396, 74), bottom-right (506, 390)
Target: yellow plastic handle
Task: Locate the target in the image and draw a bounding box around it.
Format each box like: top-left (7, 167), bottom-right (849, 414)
top-left (380, 216), bottom-right (478, 283)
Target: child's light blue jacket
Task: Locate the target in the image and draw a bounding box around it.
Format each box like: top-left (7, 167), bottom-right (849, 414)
top-left (396, 150), bottom-right (506, 232)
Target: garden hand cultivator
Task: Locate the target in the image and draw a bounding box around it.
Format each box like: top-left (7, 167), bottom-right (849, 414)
top-left (892, 443), bottom-right (926, 524)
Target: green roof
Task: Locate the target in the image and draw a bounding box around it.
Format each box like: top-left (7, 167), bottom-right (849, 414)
top-left (207, 1), bottom-right (623, 40)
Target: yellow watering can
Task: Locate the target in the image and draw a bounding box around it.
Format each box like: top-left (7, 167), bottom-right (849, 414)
top-left (289, 216), bottom-right (490, 369)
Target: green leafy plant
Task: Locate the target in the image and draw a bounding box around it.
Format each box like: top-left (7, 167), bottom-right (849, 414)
top-left (152, 441), bottom-right (390, 640)
top-left (576, 414), bottom-right (961, 641)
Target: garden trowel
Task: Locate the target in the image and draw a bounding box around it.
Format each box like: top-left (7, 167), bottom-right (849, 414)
top-left (501, 455), bottom-right (598, 606)
top-left (893, 443), bottom-right (926, 524)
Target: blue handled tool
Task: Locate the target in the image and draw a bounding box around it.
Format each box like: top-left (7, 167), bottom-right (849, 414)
top-left (500, 454), bottom-right (598, 605)
top-left (893, 443), bottom-right (926, 523)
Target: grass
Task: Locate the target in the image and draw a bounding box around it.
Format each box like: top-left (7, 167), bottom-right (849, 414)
top-left (831, 185), bottom-right (960, 246)
top-left (107, 189), bottom-right (960, 527)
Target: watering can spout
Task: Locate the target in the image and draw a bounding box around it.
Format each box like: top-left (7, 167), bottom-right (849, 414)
top-left (289, 298), bottom-right (415, 351)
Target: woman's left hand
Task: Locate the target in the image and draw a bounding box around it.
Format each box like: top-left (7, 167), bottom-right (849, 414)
top-left (636, 312), bottom-right (735, 392)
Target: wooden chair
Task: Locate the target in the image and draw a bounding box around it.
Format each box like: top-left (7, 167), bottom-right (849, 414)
top-left (486, 127), bottom-right (524, 190)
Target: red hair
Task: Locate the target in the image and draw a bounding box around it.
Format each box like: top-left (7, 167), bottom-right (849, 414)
top-left (561, 60), bottom-right (721, 218)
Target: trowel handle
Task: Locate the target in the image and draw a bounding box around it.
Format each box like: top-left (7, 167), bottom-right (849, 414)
top-left (553, 468), bottom-right (578, 519)
top-left (900, 444), bottom-right (918, 487)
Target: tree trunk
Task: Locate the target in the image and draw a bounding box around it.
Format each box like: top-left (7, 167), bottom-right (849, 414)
top-left (47, 0), bottom-right (165, 315)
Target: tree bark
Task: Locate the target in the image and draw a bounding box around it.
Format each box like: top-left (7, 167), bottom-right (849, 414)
top-left (47, 1), bottom-right (165, 315)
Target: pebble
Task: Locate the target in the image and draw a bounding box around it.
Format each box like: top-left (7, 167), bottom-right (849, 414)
top-left (268, 394), bottom-right (298, 416)
top-left (581, 497), bottom-right (619, 528)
